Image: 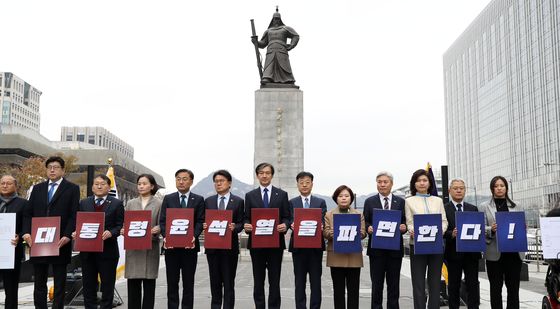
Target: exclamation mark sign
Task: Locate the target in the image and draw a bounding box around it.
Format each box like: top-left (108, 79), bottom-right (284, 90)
top-left (507, 223), bottom-right (515, 239)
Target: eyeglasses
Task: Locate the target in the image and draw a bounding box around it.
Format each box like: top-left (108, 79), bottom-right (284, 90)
top-left (47, 165), bottom-right (62, 170)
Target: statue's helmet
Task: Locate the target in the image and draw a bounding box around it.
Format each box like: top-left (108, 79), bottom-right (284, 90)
top-left (268, 7), bottom-right (285, 28)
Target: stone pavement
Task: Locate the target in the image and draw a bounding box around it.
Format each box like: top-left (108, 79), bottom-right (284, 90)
top-left (2, 250), bottom-right (548, 308)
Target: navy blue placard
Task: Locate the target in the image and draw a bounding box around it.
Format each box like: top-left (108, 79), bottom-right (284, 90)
top-left (413, 214), bottom-right (443, 255)
top-left (333, 213), bottom-right (362, 253)
top-left (371, 209), bottom-right (401, 250)
top-left (456, 211), bottom-right (486, 252)
top-left (496, 211), bottom-right (528, 253)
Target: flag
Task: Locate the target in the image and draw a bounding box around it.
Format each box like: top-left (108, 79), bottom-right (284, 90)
top-left (106, 165), bottom-right (118, 198)
top-left (425, 162), bottom-right (439, 197)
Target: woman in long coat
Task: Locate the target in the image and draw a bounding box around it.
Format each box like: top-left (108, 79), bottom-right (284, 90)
top-left (122, 174), bottom-right (162, 309)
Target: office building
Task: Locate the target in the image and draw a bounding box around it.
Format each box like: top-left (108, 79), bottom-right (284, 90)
top-left (443, 0), bottom-right (560, 215)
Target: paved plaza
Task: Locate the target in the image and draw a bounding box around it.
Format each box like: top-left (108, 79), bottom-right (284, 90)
top-left (3, 250), bottom-right (548, 308)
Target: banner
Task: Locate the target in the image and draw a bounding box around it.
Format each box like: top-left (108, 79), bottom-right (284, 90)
top-left (540, 217), bottom-right (560, 259)
top-left (0, 213), bottom-right (16, 269)
top-left (31, 217), bottom-right (60, 257)
top-left (333, 213), bottom-right (361, 253)
top-left (293, 208), bottom-right (323, 249)
top-left (455, 211), bottom-right (485, 252)
top-left (371, 209), bottom-right (401, 250)
top-left (204, 210), bottom-right (232, 249)
top-left (74, 212), bottom-right (105, 252)
top-left (496, 211), bottom-right (527, 252)
top-left (251, 208), bottom-right (279, 248)
top-left (165, 208), bottom-right (194, 248)
top-left (124, 210), bottom-right (152, 250)
top-left (413, 214), bottom-right (443, 255)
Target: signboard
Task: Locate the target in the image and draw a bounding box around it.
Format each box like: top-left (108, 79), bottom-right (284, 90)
top-left (124, 210), bottom-right (152, 250)
top-left (0, 213), bottom-right (16, 269)
top-left (455, 211), bottom-right (486, 252)
top-left (496, 211), bottom-right (527, 253)
top-left (293, 208), bottom-right (323, 249)
top-left (251, 208), bottom-right (279, 248)
top-left (74, 212), bottom-right (105, 252)
top-left (31, 217), bottom-right (60, 257)
top-left (204, 210), bottom-right (232, 249)
top-left (413, 214), bottom-right (443, 255)
top-left (333, 213), bottom-right (362, 253)
top-left (165, 208), bottom-right (194, 248)
top-left (540, 217), bottom-right (560, 259)
top-left (371, 209), bottom-right (401, 250)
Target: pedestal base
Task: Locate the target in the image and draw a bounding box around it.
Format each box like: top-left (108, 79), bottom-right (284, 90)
top-left (254, 88), bottom-right (304, 198)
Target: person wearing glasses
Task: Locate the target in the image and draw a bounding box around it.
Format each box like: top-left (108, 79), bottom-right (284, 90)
top-left (22, 156), bottom-right (80, 309)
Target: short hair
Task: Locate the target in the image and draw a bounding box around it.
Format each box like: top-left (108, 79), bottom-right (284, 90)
top-left (449, 178), bottom-right (465, 187)
top-left (376, 171), bottom-right (394, 182)
top-left (93, 174), bottom-right (111, 186)
top-left (45, 156), bottom-right (65, 169)
top-left (0, 175), bottom-right (17, 187)
top-left (175, 169), bottom-right (194, 180)
top-left (489, 176), bottom-right (516, 207)
top-left (332, 185), bottom-right (355, 204)
top-left (137, 173), bottom-right (158, 195)
top-left (255, 163), bottom-right (274, 176)
top-left (409, 169), bottom-right (433, 196)
top-left (296, 171), bottom-right (314, 182)
top-left (213, 169), bottom-right (232, 182)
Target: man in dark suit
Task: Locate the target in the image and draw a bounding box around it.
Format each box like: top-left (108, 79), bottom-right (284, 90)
top-left (363, 171), bottom-right (407, 309)
top-left (0, 175), bottom-right (28, 309)
top-left (203, 170), bottom-right (244, 309)
top-left (159, 169), bottom-right (205, 309)
top-left (73, 174), bottom-right (124, 309)
top-left (443, 178), bottom-right (480, 309)
top-left (288, 171), bottom-right (326, 309)
top-left (243, 163), bottom-right (291, 309)
top-left (22, 156), bottom-right (80, 309)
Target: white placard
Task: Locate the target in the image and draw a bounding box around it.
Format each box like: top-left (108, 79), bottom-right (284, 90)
top-left (0, 213), bottom-right (16, 269)
top-left (540, 217), bottom-right (560, 259)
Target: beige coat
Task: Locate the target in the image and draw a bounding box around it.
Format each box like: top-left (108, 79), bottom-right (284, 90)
top-left (124, 196), bottom-right (162, 279)
top-left (323, 207), bottom-right (366, 268)
top-left (405, 195), bottom-right (448, 235)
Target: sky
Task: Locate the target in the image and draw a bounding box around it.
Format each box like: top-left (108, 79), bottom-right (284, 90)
top-left (2, 0), bottom-right (491, 196)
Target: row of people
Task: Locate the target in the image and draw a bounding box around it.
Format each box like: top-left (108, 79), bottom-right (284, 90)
top-left (0, 156), bottom-right (524, 309)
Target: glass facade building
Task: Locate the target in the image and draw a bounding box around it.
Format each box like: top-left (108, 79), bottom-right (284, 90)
top-left (444, 0), bottom-right (560, 215)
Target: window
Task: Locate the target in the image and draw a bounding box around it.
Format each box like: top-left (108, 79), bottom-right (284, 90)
top-left (88, 135), bottom-right (95, 145)
top-left (66, 135), bottom-right (73, 141)
top-left (77, 134), bottom-right (85, 142)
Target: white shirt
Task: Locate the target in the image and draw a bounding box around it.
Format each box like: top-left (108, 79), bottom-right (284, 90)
top-left (178, 191), bottom-right (190, 205)
top-left (48, 178), bottom-right (63, 197)
top-left (451, 200), bottom-right (464, 212)
top-left (94, 195), bottom-right (108, 204)
top-left (300, 195), bottom-right (311, 208)
top-left (260, 185), bottom-right (272, 203)
top-left (218, 192), bottom-right (231, 207)
top-left (379, 193), bottom-right (393, 209)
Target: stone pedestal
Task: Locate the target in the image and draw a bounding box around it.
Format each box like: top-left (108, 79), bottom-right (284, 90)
top-left (254, 88), bottom-right (303, 198)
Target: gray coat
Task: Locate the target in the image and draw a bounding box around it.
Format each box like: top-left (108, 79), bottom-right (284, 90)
top-left (124, 196), bottom-right (162, 279)
top-left (479, 198), bottom-right (525, 261)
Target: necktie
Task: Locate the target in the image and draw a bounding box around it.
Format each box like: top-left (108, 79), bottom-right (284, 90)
top-left (48, 183), bottom-right (58, 203)
top-left (180, 194), bottom-right (187, 208)
top-left (0, 201), bottom-right (6, 213)
top-left (263, 188), bottom-right (269, 208)
top-left (219, 196), bottom-right (226, 210)
top-left (383, 197), bottom-right (389, 210)
top-left (96, 198), bottom-right (104, 206)
top-left (457, 203), bottom-right (463, 212)
top-left (304, 197), bottom-right (310, 209)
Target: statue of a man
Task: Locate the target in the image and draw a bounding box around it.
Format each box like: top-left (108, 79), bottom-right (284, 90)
top-left (252, 9), bottom-right (299, 86)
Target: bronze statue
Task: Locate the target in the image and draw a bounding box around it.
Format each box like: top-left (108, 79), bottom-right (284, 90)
top-left (251, 8), bottom-right (299, 88)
